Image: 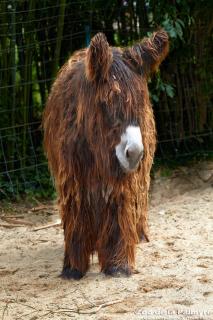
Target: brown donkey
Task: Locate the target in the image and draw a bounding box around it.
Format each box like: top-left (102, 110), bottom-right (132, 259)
top-left (43, 31), bottom-right (169, 279)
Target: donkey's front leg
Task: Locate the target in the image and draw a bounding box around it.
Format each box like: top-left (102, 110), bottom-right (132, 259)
top-left (60, 197), bottom-right (94, 280)
top-left (97, 196), bottom-right (138, 276)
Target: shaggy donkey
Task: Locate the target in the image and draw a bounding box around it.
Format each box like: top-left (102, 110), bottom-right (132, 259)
top-left (43, 30), bottom-right (169, 279)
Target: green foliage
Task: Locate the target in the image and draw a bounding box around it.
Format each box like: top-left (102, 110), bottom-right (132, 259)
top-left (162, 15), bottom-right (185, 40)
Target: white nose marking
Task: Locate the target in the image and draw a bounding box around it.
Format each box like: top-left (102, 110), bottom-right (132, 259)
top-left (115, 125), bottom-right (143, 172)
top-left (125, 126), bottom-right (143, 149)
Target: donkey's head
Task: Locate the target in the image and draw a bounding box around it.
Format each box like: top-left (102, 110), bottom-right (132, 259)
top-left (85, 31), bottom-right (169, 174)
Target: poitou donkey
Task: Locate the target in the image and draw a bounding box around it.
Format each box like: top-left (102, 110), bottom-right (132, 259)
top-left (43, 30), bottom-right (169, 279)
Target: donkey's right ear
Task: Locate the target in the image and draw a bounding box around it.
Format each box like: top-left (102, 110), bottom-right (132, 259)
top-left (85, 33), bottom-right (113, 82)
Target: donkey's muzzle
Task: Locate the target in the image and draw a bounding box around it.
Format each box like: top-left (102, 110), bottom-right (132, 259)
top-left (125, 143), bottom-right (144, 170)
top-left (115, 125), bottom-right (144, 173)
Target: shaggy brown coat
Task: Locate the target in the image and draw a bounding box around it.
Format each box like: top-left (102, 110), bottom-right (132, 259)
top-left (43, 30), bottom-right (169, 279)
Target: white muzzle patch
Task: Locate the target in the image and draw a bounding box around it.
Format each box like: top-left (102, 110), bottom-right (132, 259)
top-left (115, 125), bottom-right (144, 173)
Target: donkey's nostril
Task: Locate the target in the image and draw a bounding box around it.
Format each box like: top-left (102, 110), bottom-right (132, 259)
top-left (125, 144), bottom-right (143, 162)
top-left (125, 147), bottom-right (135, 160)
top-left (126, 149), bottom-right (130, 159)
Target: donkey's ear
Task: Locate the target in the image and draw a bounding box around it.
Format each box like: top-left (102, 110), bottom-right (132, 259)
top-left (85, 33), bottom-right (113, 82)
top-left (123, 30), bottom-right (169, 77)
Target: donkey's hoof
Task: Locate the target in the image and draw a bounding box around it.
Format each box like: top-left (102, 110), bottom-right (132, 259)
top-left (60, 267), bottom-right (84, 280)
top-left (103, 265), bottom-right (132, 277)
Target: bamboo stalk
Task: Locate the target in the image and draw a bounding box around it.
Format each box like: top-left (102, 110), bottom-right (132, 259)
top-left (136, 0), bottom-right (149, 38)
top-left (10, 0), bottom-right (16, 172)
top-left (175, 63), bottom-right (184, 140)
top-left (22, 0), bottom-right (35, 168)
top-left (52, 0), bottom-right (66, 79)
top-left (0, 1), bottom-right (10, 170)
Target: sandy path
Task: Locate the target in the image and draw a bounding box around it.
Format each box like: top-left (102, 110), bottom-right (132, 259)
top-left (0, 163), bottom-right (212, 320)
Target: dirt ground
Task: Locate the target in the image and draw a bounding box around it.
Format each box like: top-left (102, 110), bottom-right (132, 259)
top-left (0, 161), bottom-right (212, 320)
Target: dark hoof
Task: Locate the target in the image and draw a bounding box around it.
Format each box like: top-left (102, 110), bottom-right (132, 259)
top-left (103, 265), bottom-right (132, 277)
top-left (60, 267), bottom-right (84, 280)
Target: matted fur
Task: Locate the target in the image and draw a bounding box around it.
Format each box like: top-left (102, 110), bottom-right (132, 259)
top-left (43, 31), bottom-right (169, 277)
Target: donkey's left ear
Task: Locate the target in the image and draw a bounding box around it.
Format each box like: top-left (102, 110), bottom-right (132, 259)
top-left (123, 30), bottom-right (169, 77)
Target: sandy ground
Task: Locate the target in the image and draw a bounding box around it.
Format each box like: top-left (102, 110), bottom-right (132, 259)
top-left (0, 162), bottom-right (212, 320)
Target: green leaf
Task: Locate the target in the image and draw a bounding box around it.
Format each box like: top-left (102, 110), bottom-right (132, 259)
top-left (175, 21), bottom-right (183, 40)
top-left (151, 94), bottom-right (159, 103)
top-left (177, 18), bottom-right (185, 27)
top-left (165, 84), bottom-right (175, 98)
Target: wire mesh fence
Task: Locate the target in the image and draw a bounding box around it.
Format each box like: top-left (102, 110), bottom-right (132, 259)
top-left (0, 0), bottom-right (212, 198)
